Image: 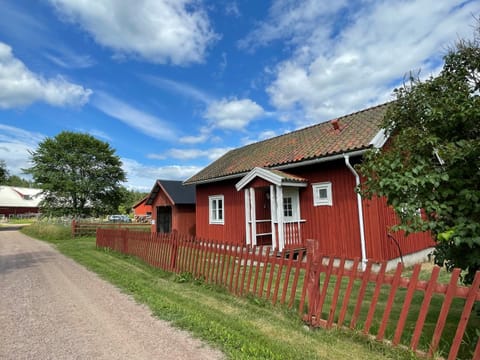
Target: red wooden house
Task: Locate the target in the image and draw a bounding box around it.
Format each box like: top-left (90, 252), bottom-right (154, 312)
top-left (184, 103), bottom-right (435, 267)
top-left (132, 196), bottom-right (152, 221)
top-left (145, 180), bottom-right (196, 236)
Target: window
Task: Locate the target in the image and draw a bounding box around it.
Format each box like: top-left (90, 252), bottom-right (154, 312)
top-left (312, 182), bottom-right (332, 206)
top-left (209, 195), bottom-right (224, 224)
top-left (283, 196), bottom-right (293, 217)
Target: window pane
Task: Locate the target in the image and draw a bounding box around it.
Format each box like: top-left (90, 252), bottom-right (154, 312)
top-left (318, 188), bottom-right (327, 199)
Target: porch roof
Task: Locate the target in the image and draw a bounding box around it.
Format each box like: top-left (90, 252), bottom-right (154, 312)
top-left (235, 167), bottom-right (307, 190)
top-left (184, 102), bottom-right (390, 185)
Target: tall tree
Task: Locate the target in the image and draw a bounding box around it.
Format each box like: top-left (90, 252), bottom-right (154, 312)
top-left (358, 25), bottom-right (480, 283)
top-left (0, 160), bottom-right (9, 183)
top-left (25, 131), bottom-right (126, 217)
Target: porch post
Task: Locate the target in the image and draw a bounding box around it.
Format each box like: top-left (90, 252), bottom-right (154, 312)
top-left (244, 188), bottom-right (251, 245)
top-left (276, 185), bottom-right (284, 251)
top-left (270, 185), bottom-right (277, 250)
top-left (249, 187), bottom-right (257, 245)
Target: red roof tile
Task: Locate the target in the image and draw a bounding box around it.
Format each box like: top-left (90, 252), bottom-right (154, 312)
top-left (185, 103), bottom-right (390, 184)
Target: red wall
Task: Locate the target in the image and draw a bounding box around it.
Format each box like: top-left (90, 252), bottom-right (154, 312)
top-left (0, 207), bottom-right (39, 217)
top-left (195, 159), bottom-right (434, 261)
top-left (133, 199), bottom-right (152, 216)
top-left (196, 180), bottom-right (246, 244)
top-left (150, 190), bottom-right (196, 236)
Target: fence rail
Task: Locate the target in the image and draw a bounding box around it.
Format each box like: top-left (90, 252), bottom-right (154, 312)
top-left (96, 229), bottom-right (480, 360)
top-left (72, 220), bottom-right (149, 237)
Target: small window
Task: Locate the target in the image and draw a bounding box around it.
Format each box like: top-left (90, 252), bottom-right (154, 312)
top-left (209, 195), bottom-right (224, 224)
top-left (283, 197), bottom-right (293, 217)
top-left (312, 182), bottom-right (332, 206)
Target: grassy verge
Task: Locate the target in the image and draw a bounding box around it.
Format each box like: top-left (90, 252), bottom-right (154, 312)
top-left (20, 223), bottom-right (419, 360)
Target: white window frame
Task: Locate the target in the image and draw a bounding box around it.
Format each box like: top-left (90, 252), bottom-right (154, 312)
top-left (312, 182), bottom-right (333, 206)
top-left (282, 187), bottom-right (300, 221)
top-left (209, 195), bottom-right (224, 224)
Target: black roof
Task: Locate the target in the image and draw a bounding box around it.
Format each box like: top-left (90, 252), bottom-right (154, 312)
top-left (146, 180), bottom-right (196, 205)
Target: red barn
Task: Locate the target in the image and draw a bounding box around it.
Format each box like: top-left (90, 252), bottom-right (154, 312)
top-left (145, 180), bottom-right (196, 236)
top-left (0, 186), bottom-right (43, 218)
top-left (132, 196), bottom-right (152, 221)
top-left (184, 103), bottom-right (435, 268)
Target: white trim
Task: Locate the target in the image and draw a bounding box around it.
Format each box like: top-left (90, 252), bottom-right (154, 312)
top-left (312, 182), bottom-right (333, 206)
top-left (235, 167), bottom-right (307, 191)
top-left (276, 186), bottom-right (284, 250)
top-left (270, 185), bottom-right (277, 249)
top-left (369, 129), bottom-right (388, 148)
top-left (344, 155), bottom-right (367, 269)
top-left (249, 187), bottom-right (256, 245)
top-left (244, 189), bottom-right (251, 245)
top-left (208, 195), bottom-right (224, 225)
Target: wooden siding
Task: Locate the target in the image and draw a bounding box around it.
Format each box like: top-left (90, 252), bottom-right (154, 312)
top-left (195, 159), bottom-right (434, 261)
top-left (196, 179), bottom-right (246, 244)
top-left (0, 206), bottom-right (39, 217)
top-left (173, 204), bottom-right (196, 236)
top-left (133, 199), bottom-right (152, 216)
top-left (150, 188), bottom-right (195, 236)
top-left (292, 161), bottom-right (362, 258)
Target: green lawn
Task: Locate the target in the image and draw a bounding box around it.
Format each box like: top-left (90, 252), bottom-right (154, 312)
top-left (21, 224), bottom-right (419, 360)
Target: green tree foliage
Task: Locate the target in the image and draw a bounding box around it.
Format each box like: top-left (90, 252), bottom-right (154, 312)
top-left (117, 187), bottom-right (148, 214)
top-left (25, 131), bottom-right (126, 217)
top-left (6, 175), bottom-right (35, 187)
top-left (358, 26), bottom-right (480, 283)
top-left (0, 160), bottom-right (9, 183)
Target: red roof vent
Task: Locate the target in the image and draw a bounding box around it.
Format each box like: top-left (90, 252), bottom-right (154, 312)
top-left (331, 119), bottom-right (340, 131)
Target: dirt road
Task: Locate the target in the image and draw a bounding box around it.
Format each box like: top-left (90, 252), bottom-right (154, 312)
top-left (0, 227), bottom-right (224, 360)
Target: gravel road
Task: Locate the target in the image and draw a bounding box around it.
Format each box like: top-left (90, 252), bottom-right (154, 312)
top-left (0, 227), bottom-right (224, 360)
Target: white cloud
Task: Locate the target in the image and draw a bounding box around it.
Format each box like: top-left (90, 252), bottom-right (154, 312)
top-left (0, 125), bottom-right (45, 176)
top-left (93, 92), bottom-right (177, 141)
top-left (142, 75), bottom-right (213, 104)
top-left (225, 2), bottom-right (241, 18)
top-left (121, 158), bottom-right (201, 190)
top-left (204, 98), bottom-right (265, 130)
top-left (0, 42), bottom-right (92, 109)
top-left (247, 0), bottom-right (480, 124)
top-left (48, 0), bottom-right (218, 65)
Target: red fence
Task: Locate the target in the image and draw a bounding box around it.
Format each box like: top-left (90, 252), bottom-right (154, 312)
top-left (96, 229), bottom-right (480, 360)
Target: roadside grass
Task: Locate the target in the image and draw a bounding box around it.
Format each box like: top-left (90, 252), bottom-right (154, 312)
top-left (21, 224), bottom-right (419, 360)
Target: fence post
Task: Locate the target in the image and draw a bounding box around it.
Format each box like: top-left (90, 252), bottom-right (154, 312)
top-left (122, 228), bottom-right (128, 254)
top-left (304, 239), bottom-right (322, 327)
top-left (71, 219), bottom-right (76, 238)
top-left (169, 232), bottom-right (179, 271)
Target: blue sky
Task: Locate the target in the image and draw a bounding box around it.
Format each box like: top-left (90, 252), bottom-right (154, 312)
top-left (0, 0), bottom-right (478, 190)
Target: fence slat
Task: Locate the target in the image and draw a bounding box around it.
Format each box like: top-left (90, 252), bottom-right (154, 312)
top-left (448, 271), bottom-right (480, 360)
top-left (428, 268), bottom-right (461, 356)
top-left (410, 266), bottom-right (441, 351)
top-left (350, 261), bottom-right (373, 329)
top-left (338, 258), bottom-right (360, 328)
top-left (327, 257), bottom-right (346, 329)
top-left (376, 262), bottom-right (403, 341)
top-left (364, 262), bottom-right (387, 334)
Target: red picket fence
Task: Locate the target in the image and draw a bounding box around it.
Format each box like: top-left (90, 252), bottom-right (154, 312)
top-left (96, 229), bottom-right (480, 360)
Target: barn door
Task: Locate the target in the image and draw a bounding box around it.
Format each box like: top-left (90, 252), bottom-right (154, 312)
top-left (156, 206), bottom-right (172, 233)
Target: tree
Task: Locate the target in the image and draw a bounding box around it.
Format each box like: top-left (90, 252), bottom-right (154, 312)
top-left (358, 25), bottom-right (480, 284)
top-left (6, 175), bottom-right (35, 188)
top-left (0, 160), bottom-right (9, 183)
top-left (25, 131), bottom-right (126, 217)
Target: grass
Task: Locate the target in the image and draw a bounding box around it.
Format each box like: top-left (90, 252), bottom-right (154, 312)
top-left (21, 223), bottom-right (419, 360)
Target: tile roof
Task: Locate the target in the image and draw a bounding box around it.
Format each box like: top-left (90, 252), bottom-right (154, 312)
top-left (185, 102), bottom-right (390, 184)
top-left (146, 180), bottom-right (196, 205)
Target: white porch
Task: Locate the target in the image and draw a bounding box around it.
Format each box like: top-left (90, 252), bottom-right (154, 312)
top-left (235, 167), bottom-right (307, 251)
